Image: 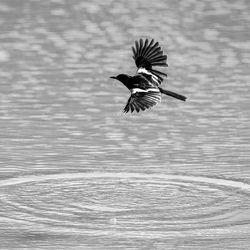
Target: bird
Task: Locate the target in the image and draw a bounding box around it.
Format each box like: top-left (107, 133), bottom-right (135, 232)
top-left (110, 38), bottom-right (187, 113)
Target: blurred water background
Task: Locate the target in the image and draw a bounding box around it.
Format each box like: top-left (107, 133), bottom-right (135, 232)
top-left (0, 0), bottom-right (250, 249)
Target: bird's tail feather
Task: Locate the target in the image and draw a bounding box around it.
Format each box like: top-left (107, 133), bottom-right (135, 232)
top-left (159, 87), bottom-right (186, 101)
top-left (132, 38), bottom-right (168, 69)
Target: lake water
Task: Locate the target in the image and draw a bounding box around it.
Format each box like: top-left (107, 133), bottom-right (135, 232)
top-left (0, 0), bottom-right (250, 249)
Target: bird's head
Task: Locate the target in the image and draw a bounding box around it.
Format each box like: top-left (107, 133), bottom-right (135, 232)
top-left (110, 74), bottom-right (131, 84)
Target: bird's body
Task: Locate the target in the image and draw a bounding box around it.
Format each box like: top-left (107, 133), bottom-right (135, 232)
top-left (110, 38), bottom-right (186, 113)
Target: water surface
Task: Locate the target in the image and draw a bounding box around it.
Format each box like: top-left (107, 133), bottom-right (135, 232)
top-left (0, 0), bottom-right (250, 249)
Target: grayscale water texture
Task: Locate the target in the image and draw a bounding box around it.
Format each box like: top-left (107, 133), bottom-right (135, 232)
top-left (0, 0), bottom-right (250, 249)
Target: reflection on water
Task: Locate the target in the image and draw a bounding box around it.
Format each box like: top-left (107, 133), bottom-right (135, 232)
top-left (0, 0), bottom-right (250, 249)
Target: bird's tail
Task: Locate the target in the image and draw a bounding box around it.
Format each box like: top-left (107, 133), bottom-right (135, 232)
top-left (159, 87), bottom-right (186, 101)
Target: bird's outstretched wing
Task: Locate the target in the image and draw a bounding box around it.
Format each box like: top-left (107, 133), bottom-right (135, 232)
top-left (123, 89), bottom-right (161, 113)
top-left (132, 38), bottom-right (168, 83)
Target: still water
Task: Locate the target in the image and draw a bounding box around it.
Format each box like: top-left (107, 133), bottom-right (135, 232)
top-left (0, 0), bottom-right (250, 249)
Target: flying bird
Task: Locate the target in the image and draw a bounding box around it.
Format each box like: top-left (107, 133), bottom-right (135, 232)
top-left (110, 38), bottom-right (187, 113)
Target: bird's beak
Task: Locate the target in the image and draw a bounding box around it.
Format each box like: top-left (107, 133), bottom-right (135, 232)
top-left (110, 76), bottom-right (117, 79)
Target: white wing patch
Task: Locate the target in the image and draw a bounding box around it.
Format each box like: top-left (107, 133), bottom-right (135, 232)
top-left (137, 68), bottom-right (161, 85)
top-left (131, 88), bottom-right (159, 94)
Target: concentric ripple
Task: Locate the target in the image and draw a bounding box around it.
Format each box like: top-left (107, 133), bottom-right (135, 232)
top-left (0, 172), bottom-right (250, 238)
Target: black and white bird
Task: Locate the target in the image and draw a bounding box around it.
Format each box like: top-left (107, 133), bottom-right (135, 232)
top-left (110, 38), bottom-right (187, 113)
